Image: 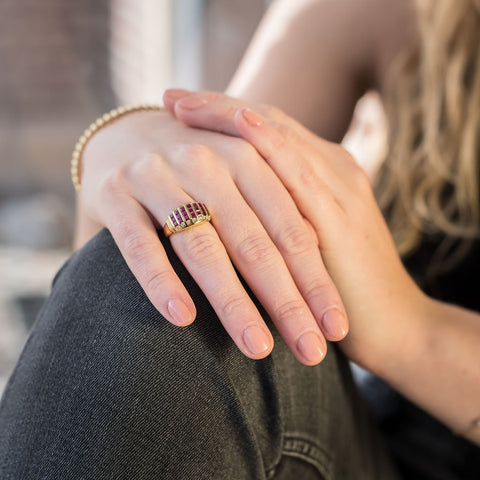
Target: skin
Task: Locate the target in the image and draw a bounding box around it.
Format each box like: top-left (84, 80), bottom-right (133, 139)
top-left (76, 0), bottom-right (411, 362)
top-left (165, 90), bottom-right (480, 445)
top-left (74, 0), bottom-right (480, 442)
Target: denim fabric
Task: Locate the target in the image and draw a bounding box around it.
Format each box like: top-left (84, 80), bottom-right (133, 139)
top-left (0, 229), bottom-right (399, 479)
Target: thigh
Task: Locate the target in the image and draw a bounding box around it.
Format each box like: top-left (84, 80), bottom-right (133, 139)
top-left (0, 229), bottom-right (399, 480)
top-left (0, 229), bottom-right (273, 479)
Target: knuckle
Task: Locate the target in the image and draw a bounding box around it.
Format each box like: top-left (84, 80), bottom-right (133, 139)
top-left (220, 295), bottom-right (249, 319)
top-left (278, 223), bottom-right (313, 257)
top-left (128, 153), bottom-right (163, 180)
top-left (303, 277), bottom-right (335, 302)
top-left (183, 231), bottom-right (222, 265)
top-left (296, 163), bottom-right (318, 192)
top-left (123, 230), bottom-right (153, 261)
top-left (99, 169), bottom-right (128, 200)
top-left (176, 143), bottom-right (218, 177)
top-left (219, 103), bottom-right (238, 119)
top-left (271, 123), bottom-right (296, 151)
top-left (275, 299), bottom-right (308, 324)
top-left (144, 268), bottom-right (173, 296)
top-left (236, 233), bottom-right (276, 269)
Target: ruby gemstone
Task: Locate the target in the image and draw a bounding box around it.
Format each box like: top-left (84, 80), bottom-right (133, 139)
top-left (180, 206), bottom-right (188, 221)
top-left (175, 210), bottom-right (183, 224)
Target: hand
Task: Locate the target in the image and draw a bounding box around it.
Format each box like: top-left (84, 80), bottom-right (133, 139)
top-left (165, 90), bottom-right (426, 369)
top-left (79, 109), bottom-right (349, 365)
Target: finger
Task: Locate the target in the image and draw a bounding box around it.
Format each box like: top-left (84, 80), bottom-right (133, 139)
top-left (163, 88), bottom-right (191, 113)
top-left (229, 150), bottom-right (349, 341)
top-left (233, 108), bottom-right (349, 230)
top-left (168, 89), bottom-right (307, 146)
top-left (100, 192), bottom-right (197, 327)
top-left (165, 147), bottom-right (328, 364)
top-left (172, 90), bottom-right (244, 136)
top-left (214, 188), bottom-right (329, 364)
top-left (129, 151), bottom-right (325, 365)
top-left (124, 158), bottom-right (275, 360)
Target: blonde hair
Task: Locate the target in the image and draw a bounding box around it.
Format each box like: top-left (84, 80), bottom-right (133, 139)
top-left (376, 0), bottom-right (480, 274)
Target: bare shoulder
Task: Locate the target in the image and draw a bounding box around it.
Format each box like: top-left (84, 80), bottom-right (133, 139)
top-left (280, 0), bottom-right (416, 76)
top-left (348, 0), bottom-right (418, 88)
top-left (229, 0), bottom-right (416, 138)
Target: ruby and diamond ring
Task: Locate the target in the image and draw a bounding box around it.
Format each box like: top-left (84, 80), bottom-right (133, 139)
top-left (163, 202), bottom-right (212, 237)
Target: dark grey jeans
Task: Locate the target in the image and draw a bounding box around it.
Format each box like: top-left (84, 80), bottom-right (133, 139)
top-left (0, 229), bottom-right (398, 479)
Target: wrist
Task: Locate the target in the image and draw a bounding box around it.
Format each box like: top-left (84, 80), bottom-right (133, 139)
top-left (363, 288), bottom-right (434, 380)
top-left (72, 105), bottom-right (166, 192)
top-left (341, 279), bottom-right (433, 379)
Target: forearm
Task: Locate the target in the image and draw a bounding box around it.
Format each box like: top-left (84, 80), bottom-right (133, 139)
top-left (370, 297), bottom-right (480, 445)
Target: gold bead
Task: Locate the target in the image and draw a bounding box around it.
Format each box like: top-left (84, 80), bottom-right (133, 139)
top-left (95, 118), bottom-right (104, 127)
top-left (72, 151), bottom-right (80, 159)
top-left (102, 113), bottom-right (112, 122)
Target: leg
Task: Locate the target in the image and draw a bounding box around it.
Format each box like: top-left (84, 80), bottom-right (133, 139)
top-left (0, 229), bottom-right (398, 479)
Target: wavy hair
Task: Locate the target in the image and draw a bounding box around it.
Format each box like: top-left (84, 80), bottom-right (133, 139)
top-left (376, 0), bottom-right (480, 274)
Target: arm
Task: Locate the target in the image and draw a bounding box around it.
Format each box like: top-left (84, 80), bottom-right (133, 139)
top-left (374, 299), bottom-right (480, 445)
top-left (75, 0), bottom-right (414, 249)
top-left (167, 92), bottom-right (480, 446)
top-left (227, 0), bottom-right (415, 140)
top-left (71, 0), bottom-right (413, 365)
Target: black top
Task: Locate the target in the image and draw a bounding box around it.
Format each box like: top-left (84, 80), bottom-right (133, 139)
top-left (369, 236), bottom-right (480, 479)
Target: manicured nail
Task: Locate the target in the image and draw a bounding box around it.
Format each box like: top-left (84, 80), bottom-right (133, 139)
top-left (243, 325), bottom-right (271, 356)
top-left (164, 88), bottom-right (190, 103)
top-left (177, 96), bottom-right (208, 110)
top-left (167, 299), bottom-right (195, 326)
top-left (297, 331), bottom-right (325, 364)
top-left (241, 108), bottom-right (263, 126)
top-left (321, 308), bottom-right (348, 340)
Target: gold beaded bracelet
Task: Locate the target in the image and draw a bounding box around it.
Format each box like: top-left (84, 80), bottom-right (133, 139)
top-left (71, 104), bottom-right (165, 192)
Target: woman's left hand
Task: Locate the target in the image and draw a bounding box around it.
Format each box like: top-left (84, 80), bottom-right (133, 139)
top-left (164, 90), bottom-right (429, 370)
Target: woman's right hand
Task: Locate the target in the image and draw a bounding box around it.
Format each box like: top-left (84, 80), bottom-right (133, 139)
top-left (78, 108), bottom-right (348, 365)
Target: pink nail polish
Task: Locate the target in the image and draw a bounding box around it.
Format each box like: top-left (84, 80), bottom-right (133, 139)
top-left (243, 325), bottom-right (271, 356)
top-left (296, 331), bottom-right (326, 364)
top-left (164, 88), bottom-right (191, 103)
top-left (177, 96), bottom-right (208, 110)
top-left (167, 299), bottom-right (195, 326)
top-left (321, 308), bottom-right (348, 340)
top-left (241, 108), bottom-right (263, 126)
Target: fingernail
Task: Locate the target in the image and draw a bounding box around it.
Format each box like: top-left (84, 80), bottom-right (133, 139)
top-left (241, 108), bottom-right (263, 126)
top-left (164, 88), bottom-right (191, 104)
top-left (321, 308), bottom-right (348, 340)
top-left (297, 331), bottom-right (325, 364)
top-left (167, 298), bottom-right (195, 326)
top-left (177, 96), bottom-right (208, 110)
top-left (243, 325), bottom-right (271, 356)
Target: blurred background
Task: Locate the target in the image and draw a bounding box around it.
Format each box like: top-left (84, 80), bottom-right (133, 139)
top-left (0, 0), bottom-right (385, 393)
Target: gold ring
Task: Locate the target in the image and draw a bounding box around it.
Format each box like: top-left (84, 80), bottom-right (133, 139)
top-left (163, 202), bottom-right (212, 237)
